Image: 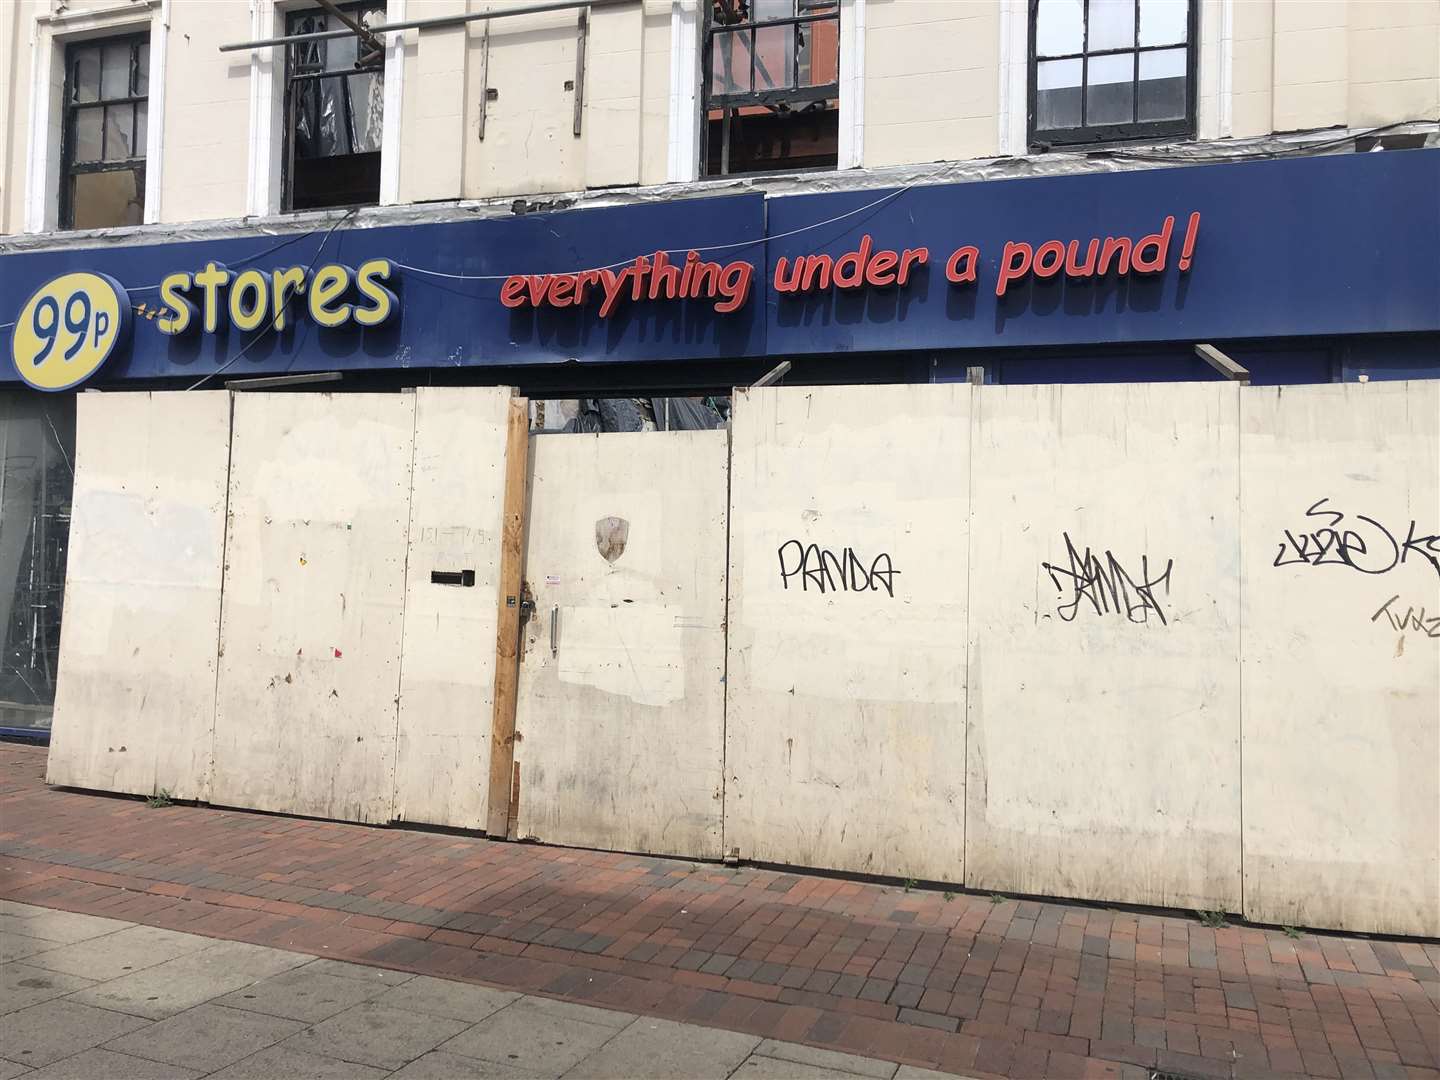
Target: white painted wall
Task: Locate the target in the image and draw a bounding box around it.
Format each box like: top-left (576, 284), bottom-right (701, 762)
top-left (513, 430), bottom-right (729, 859)
top-left (47, 392), bottom-right (231, 802)
top-left (1240, 381), bottom-right (1440, 938)
top-left (393, 386), bottom-right (511, 830)
top-left (964, 383), bottom-right (1242, 913)
top-left (725, 384), bottom-right (972, 881)
top-left (210, 392), bottom-right (415, 824)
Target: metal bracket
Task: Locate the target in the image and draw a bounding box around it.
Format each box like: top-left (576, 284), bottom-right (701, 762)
top-left (1194, 343), bottom-right (1251, 385)
top-left (573, 7), bottom-right (588, 137)
top-left (477, 22), bottom-right (491, 141)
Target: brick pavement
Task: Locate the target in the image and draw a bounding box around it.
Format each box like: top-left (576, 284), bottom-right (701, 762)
top-left (1, 742), bottom-right (1436, 1080)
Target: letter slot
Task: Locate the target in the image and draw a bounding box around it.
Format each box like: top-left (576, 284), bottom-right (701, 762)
top-left (430, 569), bottom-right (476, 587)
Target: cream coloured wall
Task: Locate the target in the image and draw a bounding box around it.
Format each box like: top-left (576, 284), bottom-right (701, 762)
top-left (2, 0), bottom-right (1436, 234)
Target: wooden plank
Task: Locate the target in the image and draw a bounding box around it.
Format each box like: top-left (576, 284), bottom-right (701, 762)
top-left (486, 396), bottom-right (531, 838)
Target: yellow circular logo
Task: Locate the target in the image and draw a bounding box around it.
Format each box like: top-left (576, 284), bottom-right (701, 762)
top-left (11, 272), bottom-right (131, 391)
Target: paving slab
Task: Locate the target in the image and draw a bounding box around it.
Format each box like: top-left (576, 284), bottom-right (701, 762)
top-left (203, 1044), bottom-right (390, 1080)
top-left (300, 959), bottom-right (415, 985)
top-left (0, 933), bottom-right (56, 964)
top-left (23, 924), bottom-right (213, 980)
top-left (104, 1003), bottom-right (305, 1073)
top-left (0, 962), bottom-right (95, 1015)
top-left (279, 1002), bottom-right (470, 1070)
top-left (894, 1069), bottom-right (963, 1080)
top-left (372, 974), bottom-right (519, 1023)
top-left (0, 1061), bottom-right (29, 1080)
top-left (753, 1040), bottom-right (900, 1079)
top-left (565, 1016), bottom-right (759, 1079)
top-left (14, 1049), bottom-right (198, 1080)
top-left (388, 1050), bottom-right (545, 1079)
top-left (211, 967), bottom-right (390, 1023)
top-left (440, 999), bottom-right (627, 1075)
top-left (67, 939), bottom-right (315, 1019)
top-left (0, 908), bottom-right (128, 945)
top-left (732, 1058), bottom-right (861, 1080)
top-left (0, 998), bottom-right (151, 1067)
top-left (512, 996), bottom-right (635, 1030)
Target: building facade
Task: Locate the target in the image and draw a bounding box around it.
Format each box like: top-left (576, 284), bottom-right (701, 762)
top-left (0, 0), bottom-right (1437, 744)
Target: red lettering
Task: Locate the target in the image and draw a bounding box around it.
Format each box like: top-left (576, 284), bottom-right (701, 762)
top-left (800, 254), bottom-right (833, 291)
top-left (714, 261), bottom-right (753, 313)
top-left (689, 259), bottom-right (722, 298)
top-left (897, 248), bottom-right (928, 286)
top-left (832, 234), bottom-right (872, 289)
top-left (995, 241), bottom-right (1033, 297)
top-left (546, 273), bottom-right (577, 306)
top-left (525, 275), bottom-right (550, 306)
top-left (1098, 236), bottom-right (1132, 276)
top-left (866, 250), bottom-right (900, 287)
top-left (1065, 239), bottom-right (1099, 278)
top-left (773, 256), bottom-right (805, 293)
top-left (630, 255), bottom-right (652, 301)
top-left (500, 276), bottom-right (528, 308)
top-left (1178, 211), bottom-right (1200, 271)
top-left (649, 251), bottom-right (680, 300)
top-left (1132, 215), bottom-right (1174, 274)
top-left (576, 269), bottom-right (603, 305)
top-left (944, 246), bottom-right (979, 284)
top-left (1033, 240), bottom-right (1065, 278)
top-left (598, 268), bottom-right (630, 317)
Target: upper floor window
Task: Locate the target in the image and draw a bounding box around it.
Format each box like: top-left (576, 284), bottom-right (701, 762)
top-left (61, 34), bottom-right (149, 229)
top-left (284, 4), bottom-right (384, 211)
top-left (1029, 0), bottom-right (1195, 148)
top-left (702, 0), bottom-right (840, 177)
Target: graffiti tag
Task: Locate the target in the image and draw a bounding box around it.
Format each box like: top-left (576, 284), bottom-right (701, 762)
top-left (777, 540), bottom-right (900, 598)
top-left (1371, 595), bottom-right (1440, 639)
top-left (1274, 498), bottom-right (1440, 578)
top-left (1041, 533), bottom-right (1173, 626)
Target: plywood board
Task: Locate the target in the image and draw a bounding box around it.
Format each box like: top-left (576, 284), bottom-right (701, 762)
top-left (726, 385), bottom-right (972, 880)
top-left (1240, 381), bottom-right (1439, 937)
top-left (394, 387), bottom-right (511, 830)
top-left (210, 392), bottom-right (415, 824)
top-left (965, 383), bottom-right (1242, 911)
top-left (46, 392), bottom-right (232, 801)
top-left (513, 430), bottom-right (728, 858)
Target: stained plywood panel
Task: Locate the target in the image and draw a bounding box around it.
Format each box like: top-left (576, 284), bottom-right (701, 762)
top-left (965, 383), bottom-right (1242, 912)
top-left (1241, 381), bottom-right (1439, 937)
top-left (393, 387), bottom-right (511, 830)
top-left (726, 385), bottom-right (972, 881)
top-left (513, 430), bottom-right (728, 858)
top-left (210, 393), bottom-right (415, 824)
top-left (46, 392), bottom-right (232, 801)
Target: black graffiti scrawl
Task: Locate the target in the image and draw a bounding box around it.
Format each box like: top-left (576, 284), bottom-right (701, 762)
top-left (1041, 533), bottom-right (1173, 626)
top-left (1274, 498), bottom-right (1440, 578)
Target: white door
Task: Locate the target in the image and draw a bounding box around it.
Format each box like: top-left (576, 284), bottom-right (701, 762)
top-left (513, 430), bottom-right (728, 858)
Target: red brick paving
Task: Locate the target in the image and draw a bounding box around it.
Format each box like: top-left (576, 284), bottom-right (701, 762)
top-left (2, 742), bottom-right (1437, 1080)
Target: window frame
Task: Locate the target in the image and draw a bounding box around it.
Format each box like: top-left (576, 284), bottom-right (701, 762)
top-left (700, 0), bottom-right (842, 178)
top-left (1026, 0), bottom-right (1198, 150)
top-left (58, 31), bottom-right (150, 231)
top-left (281, 1), bottom-right (386, 213)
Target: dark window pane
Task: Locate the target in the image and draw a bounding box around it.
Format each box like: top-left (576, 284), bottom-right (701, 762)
top-left (1035, 0), bottom-right (1083, 57)
top-left (103, 103), bottom-right (135, 161)
top-left (1086, 52), bottom-right (1135, 125)
top-left (348, 72), bottom-right (383, 152)
top-left (754, 22), bottom-right (796, 92)
top-left (710, 29), bottom-right (747, 95)
top-left (135, 42), bottom-right (151, 95)
top-left (71, 168), bottom-right (143, 229)
top-left (136, 101), bottom-right (149, 154)
top-left (797, 12), bottom-right (839, 86)
top-left (1138, 47), bottom-right (1186, 119)
top-left (1036, 57), bottom-right (1082, 130)
top-left (71, 48), bottom-right (100, 103)
top-left (1088, 0), bottom-right (1136, 51)
top-left (100, 41), bottom-right (132, 99)
top-left (1139, 0), bottom-right (1187, 45)
top-left (72, 108), bottom-right (102, 163)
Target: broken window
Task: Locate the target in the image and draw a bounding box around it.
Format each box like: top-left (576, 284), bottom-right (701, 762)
top-left (702, 0), bottom-right (840, 177)
top-left (60, 34), bottom-right (148, 230)
top-left (0, 394), bottom-right (75, 738)
top-left (284, 4), bottom-right (385, 211)
top-left (1030, 0), bottom-right (1195, 148)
